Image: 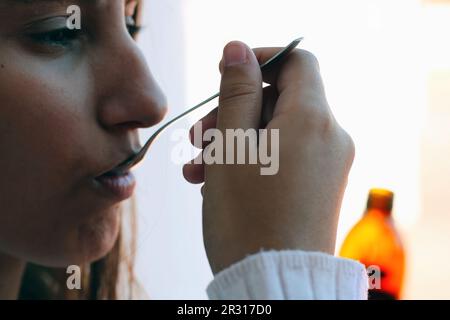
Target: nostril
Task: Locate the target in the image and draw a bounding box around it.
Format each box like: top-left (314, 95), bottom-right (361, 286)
top-left (115, 121), bottom-right (144, 130)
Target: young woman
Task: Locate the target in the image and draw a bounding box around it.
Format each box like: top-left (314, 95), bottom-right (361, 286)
top-left (0, 0), bottom-right (368, 299)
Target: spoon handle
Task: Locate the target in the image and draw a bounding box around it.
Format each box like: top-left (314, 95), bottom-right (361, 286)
top-left (113, 37), bottom-right (304, 173)
top-left (152, 37), bottom-right (304, 144)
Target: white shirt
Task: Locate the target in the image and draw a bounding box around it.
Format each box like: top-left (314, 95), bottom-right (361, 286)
top-left (207, 250), bottom-right (368, 300)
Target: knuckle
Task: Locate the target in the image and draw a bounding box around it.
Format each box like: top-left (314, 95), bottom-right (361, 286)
top-left (220, 82), bottom-right (259, 106)
top-left (298, 102), bottom-right (333, 134)
top-left (300, 107), bottom-right (355, 164)
top-left (334, 125), bottom-right (356, 165)
top-left (293, 49), bottom-right (320, 69)
top-left (338, 126), bottom-right (356, 162)
top-left (341, 128), bottom-right (356, 162)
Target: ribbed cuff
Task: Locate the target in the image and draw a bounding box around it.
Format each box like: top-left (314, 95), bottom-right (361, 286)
top-left (207, 250), bottom-right (368, 300)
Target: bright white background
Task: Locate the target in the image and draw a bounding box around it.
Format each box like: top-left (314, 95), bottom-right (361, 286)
top-left (131, 0), bottom-right (450, 299)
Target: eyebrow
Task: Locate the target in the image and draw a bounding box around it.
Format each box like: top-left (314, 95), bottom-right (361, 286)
top-left (3, 0), bottom-right (134, 8)
top-left (0, 0), bottom-right (138, 19)
top-left (0, 0), bottom-right (74, 8)
top-left (5, 0), bottom-right (71, 3)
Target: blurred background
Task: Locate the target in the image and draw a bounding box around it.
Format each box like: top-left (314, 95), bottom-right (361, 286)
top-left (129, 0), bottom-right (450, 299)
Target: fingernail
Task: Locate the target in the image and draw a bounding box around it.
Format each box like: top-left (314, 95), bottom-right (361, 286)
top-left (223, 41), bottom-right (248, 67)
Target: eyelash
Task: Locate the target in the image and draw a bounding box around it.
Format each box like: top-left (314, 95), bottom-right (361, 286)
top-left (29, 28), bottom-right (81, 47)
top-left (127, 23), bottom-right (142, 38)
top-left (28, 21), bottom-right (142, 48)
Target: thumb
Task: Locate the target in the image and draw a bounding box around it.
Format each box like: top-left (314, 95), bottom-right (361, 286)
top-left (217, 41), bottom-right (263, 132)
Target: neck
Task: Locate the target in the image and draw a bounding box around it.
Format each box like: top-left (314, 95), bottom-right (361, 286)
top-left (0, 252), bottom-right (25, 300)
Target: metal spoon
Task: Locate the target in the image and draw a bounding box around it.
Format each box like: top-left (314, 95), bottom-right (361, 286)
top-left (111, 37), bottom-right (303, 175)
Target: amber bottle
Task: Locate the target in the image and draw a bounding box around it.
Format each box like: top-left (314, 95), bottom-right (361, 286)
top-left (340, 189), bottom-right (405, 299)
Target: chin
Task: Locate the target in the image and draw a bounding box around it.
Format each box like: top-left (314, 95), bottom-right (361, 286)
top-left (75, 205), bottom-right (122, 264)
top-left (7, 200), bottom-right (126, 268)
top-left (38, 205), bottom-right (123, 267)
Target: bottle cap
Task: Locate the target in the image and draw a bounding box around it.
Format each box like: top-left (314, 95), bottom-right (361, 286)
top-left (367, 188), bottom-right (394, 213)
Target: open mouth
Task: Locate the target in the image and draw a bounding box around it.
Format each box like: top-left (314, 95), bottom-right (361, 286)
top-left (99, 151), bottom-right (140, 179)
top-left (95, 148), bottom-right (141, 177)
top-left (94, 156), bottom-right (138, 201)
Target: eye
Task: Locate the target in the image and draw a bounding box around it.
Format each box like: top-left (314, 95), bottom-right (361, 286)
top-left (28, 28), bottom-right (81, 47)
top-left (126, 24), bottom-right (142, 38)
top-left (125, 16), bottom-right (142, 38)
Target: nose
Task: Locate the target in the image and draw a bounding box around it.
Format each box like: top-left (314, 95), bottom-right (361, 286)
top-left (96, 39), bottom-right (168, 131)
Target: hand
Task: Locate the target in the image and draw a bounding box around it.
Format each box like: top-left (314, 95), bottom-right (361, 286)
top-left (183, 41), bottom-right (355, 274)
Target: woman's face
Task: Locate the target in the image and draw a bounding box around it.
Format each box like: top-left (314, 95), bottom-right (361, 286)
top-left (0, 0), bottom-right (167, 266)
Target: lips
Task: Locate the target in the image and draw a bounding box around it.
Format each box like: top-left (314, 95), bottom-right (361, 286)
top-left (95, 170), bottom-right (136, 201)
top-left (94, 154), bottom-right (139, 201)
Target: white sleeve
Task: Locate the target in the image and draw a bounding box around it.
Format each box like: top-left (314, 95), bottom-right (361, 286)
top-left (207, 250), bottom-right (368, 300)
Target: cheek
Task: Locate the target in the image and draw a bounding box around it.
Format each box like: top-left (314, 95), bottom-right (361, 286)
top-left (0, 50), bottom-right (98, 171)
top-left (0, 65), bottom-right (90, 224)
top-left (0, 55), bottom-right (118, 266)
top-left (0, 63), bottom-right (92, 180)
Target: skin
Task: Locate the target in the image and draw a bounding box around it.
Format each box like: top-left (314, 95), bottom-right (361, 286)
top-left (0, 0), bottom-right (167, 298)
top-left (183, 43), bottom-right (355, 274)
top-left (0, 0), bottom-right (355, 299)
